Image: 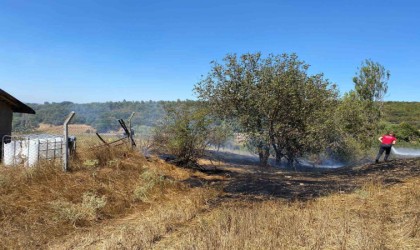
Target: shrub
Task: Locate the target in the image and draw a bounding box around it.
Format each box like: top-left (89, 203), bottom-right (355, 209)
top-left (153, 102), bottom-right (212, 167)
top-left (379, 122), bottom-right (420, 143)
top-left (327, 135), bottom-right (365, 163)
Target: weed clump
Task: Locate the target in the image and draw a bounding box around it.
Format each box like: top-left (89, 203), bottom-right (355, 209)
top-left (0, 173), bottom-right (10, 188)
top-left (50, 192), bottom-right (107, 226)
top-left (133, 169), bottom-right (174, 202)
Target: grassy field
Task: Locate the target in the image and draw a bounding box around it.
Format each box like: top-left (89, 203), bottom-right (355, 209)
top-left (0, 139), bottom-right (419, 249)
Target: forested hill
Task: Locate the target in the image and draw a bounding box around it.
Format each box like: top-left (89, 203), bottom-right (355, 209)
top-left (12, 100), bottom-right (420, 133)
top-left (383, 102), bottom-right (420, 129)
top-left (12, 100), bottom-right (170, 132)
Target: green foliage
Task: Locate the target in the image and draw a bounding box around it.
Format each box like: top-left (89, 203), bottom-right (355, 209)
top-left (153, 101), bottom-right (213, 167)
top-left (396, 122), bottom-right (419, 142)
top-left (195, 53), bottom-right (339, 167)
top-left (207, 121), bottom-right (233, 150)
top-left (353, 59), bottom-right (390, 102)
top-left (12, 100), bottom-right (167, 132)
top-left (327, 134), bottom-right (365, 163)
top-left (8, 56), bottom-right (415, 167)
top-left (12, 100), bottom-right (418, 136)
top-left (337, 60), bottom-right (390, 151)
top-left (335, 91), bottom-right (378, 149)
top-left (383, 102), bottom-right (420, 130)
top-left (379, 122), bottom-right (420, 143)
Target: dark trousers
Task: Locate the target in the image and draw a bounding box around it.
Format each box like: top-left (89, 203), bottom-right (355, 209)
top-left (375, 144), bottom-right (392, 161)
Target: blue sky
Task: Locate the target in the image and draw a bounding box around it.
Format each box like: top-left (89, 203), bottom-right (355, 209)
top-left (0, 0), bottom-right (418, 103)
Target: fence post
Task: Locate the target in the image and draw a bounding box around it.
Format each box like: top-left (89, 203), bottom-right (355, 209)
top-left (128, 112), bottom-right (135, 149)
top-left (63, 111), bottom-right (75, 171)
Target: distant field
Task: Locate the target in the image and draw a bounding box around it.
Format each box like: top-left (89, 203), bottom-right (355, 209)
top-left (37, 123), bottom-right (96, 135)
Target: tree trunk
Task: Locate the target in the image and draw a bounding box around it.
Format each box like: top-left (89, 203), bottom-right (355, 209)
top-left (286, 156), bottom-right (295, 169)
top-left (258, 147), bottom-right (270, 167)
top-left (271, 143), bottom-right (283, 165)
top-left (275, 153), bottom-right (282, 165)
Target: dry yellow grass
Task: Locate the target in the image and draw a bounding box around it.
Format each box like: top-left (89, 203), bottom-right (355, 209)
top-left (153, 178), bottom-right (419, 250)
top-left (37, 123), bottom-right (96, 134)
top-left (0, 140), bottom-right (419, 249)
top-left (0, 143), bottom-right (198, 249)
top-left (47, 187), bottom-right (220, 249)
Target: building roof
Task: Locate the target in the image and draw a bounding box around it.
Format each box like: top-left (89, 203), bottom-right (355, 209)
top-left (0, 89), bottom-right (36, 114)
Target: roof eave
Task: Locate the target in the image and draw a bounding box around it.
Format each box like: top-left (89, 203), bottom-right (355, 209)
top-left (0, 89), bottom-right (36, 114)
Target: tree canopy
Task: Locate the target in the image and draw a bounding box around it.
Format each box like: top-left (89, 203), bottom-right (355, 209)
top-left (195, 53), bottom-right (339, 167)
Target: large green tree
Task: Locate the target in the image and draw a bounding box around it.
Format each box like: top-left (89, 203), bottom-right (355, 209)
top-left (337, 59), bottom-right (390, 151)
top-left (195, 53), bottom-right (338, 167)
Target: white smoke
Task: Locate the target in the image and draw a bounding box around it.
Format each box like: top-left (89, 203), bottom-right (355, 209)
top-left (298, 159), bottom-right (345, 169)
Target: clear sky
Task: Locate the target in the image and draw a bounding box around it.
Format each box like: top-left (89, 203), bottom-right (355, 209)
top-left (0, 0), bottom-right (418, 103)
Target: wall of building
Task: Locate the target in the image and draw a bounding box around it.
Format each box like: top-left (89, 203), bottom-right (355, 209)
top-left (0, 101), bottom-right (13, 160)
top-left (0, 101), bottom-right (13, 136)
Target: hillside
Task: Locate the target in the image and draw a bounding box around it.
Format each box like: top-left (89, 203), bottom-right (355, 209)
top-left (383, 101), bottom-right (420, 129)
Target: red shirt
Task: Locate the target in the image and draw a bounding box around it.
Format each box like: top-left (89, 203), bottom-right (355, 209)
top-left (381, 135), bottom-right (396, 144)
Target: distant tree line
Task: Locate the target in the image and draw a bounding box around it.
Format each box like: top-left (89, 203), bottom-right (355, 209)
top-left (12, 100), bottom-right (171, 133)
top-left (12, 100), bottom-right (418, 133)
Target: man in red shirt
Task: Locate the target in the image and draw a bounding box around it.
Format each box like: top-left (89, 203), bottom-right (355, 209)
top-left (375, 132), bottom-right (397, 163)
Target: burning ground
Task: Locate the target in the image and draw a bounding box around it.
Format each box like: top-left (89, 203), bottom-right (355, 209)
top-left (0, 147), bottom-right (419, 249)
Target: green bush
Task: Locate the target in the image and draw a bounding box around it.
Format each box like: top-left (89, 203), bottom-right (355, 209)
top-left (153, 102), bottom-right (213, 167)
top-left (379, 122), bottom-right (419, 143)
top-left (328, 135), bottom-right (365, 163)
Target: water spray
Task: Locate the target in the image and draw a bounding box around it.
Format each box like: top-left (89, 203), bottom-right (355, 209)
top-left (391, 147), bottom-right (420, 158)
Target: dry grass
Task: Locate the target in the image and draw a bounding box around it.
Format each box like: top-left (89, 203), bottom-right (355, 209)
top-left (37, 123), bottom-right (96, 134)
top-left (0, 142), bottom-right (194, 249)
top-left (49, 192), bottom-right (107, 226)
top-left (153, 178), bottom-right (420, 250)
top-left (1, 138), bottom-right (419, 249)
top-left (47, 187), bottom-right (220, 249)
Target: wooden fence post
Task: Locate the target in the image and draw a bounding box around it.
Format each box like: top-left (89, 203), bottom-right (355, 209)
top-left (128, 112), bottom-right (135, 149)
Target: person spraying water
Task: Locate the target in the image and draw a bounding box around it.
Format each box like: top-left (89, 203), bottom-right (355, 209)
top-left (375, 132), bottom-right (397, 163)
